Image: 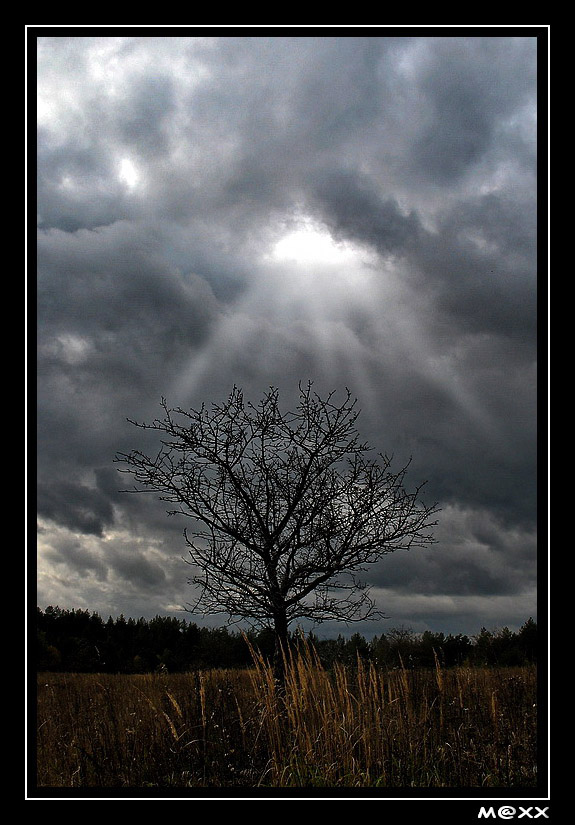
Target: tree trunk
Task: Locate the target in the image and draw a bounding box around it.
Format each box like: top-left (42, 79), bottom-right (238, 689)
top-left (272, 610), bottom-right (289, 687)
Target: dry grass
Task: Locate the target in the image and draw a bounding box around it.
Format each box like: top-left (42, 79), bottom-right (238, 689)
top-left (35, 645), bottom-right (537, 788)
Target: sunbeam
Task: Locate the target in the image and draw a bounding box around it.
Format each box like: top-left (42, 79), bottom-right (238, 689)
top-left (173, 215), bottom-right (497, 443)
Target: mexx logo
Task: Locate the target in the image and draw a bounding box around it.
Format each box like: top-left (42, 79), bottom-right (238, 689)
top-left (478, 808), bottom-right (549, 819)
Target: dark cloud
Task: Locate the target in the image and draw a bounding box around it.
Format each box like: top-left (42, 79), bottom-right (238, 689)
top-left (38, 480), bottom-right (114, 537)
top-left (311, 169), bottom-right (423, 255)
top-left (42, 533), bottom-right (109, 580)
top-left (414, 195), bottom-right (537, 340)
top-left (405, 37), bottom-right (537, 184)
top-left (367, 504), bottom-right (537, 597)
top-left (108, 548), bottom-right (167, 589)
top-left (112, 73), bottom-right (176, 155)
top-left (35, 33), bottom-right (540, 634)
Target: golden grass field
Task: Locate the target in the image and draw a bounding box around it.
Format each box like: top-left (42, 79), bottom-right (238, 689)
top-left (36, 644), bottom-right (537, 789)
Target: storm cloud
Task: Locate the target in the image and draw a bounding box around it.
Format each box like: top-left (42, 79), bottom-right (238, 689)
top-left (35, 32), bottom-right (542, 636)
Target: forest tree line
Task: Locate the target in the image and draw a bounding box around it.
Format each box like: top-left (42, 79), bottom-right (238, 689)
top-left (36, 606), bottom-right (538, 674)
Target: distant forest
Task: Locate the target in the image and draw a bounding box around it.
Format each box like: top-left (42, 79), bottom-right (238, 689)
top-left (36, 606), bottom-right (539, 674)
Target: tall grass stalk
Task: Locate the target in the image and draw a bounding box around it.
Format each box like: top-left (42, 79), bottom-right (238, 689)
top-left (36, 649), bottom-right (537, 788)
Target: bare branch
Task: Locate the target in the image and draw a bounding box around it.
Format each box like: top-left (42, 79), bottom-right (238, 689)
top-left (115, 384), bottom-right (439, 675)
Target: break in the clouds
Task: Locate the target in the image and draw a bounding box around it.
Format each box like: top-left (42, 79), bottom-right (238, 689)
top-left (36, 33), bottom-right (540, 636)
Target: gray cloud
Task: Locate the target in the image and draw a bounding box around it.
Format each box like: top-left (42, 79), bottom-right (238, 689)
top-left (35, 33), bottom-right (540, 634)
top-left (406, 38), bottom-right (535, 182)
top-left (366, 504), bottom-right (537, 598)
top-left (41, 532), bottom-right (109, 580)
top-left (311, 169), bottom-right (424, 255)
top-left (108, 548), bottom-right (167, 589)
top-left (38, 480), bottom-right (114, 537)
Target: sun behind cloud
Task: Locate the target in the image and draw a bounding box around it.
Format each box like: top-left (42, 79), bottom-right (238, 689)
top-left (271, 220), bottom-right (362, 267)
top-left (118, 157), bottom-right (140, 189)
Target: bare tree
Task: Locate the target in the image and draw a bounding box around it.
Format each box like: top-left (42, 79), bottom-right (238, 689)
top-left (116, 383), bottom-right (438, 680)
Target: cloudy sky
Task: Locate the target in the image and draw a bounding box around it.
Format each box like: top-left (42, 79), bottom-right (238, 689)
top-left (35, 30), bottom-right (543, 638)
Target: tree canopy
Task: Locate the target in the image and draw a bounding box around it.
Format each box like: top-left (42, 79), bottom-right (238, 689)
top-left (116, 383), bottom-right (439, 675)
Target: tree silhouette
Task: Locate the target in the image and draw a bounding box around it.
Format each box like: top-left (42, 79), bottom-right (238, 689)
top-left (116, 383), bottom-right (438, 681)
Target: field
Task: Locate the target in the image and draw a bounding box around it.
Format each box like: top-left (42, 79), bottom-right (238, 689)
top-left (35, 646), bottom-right (538, 789)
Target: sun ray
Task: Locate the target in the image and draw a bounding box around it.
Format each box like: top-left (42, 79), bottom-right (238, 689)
top-left (172, 215), bottom-right (498, 443)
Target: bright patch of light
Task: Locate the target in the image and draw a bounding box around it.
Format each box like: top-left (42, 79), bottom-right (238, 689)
top-left (37, 97), bottom-right (52, 125)
top-left (55, 333), bottom-right (92, 365)
top-left (175, 219), bottom-right (380, 400)
top-left (272, 224), bottom-right (361, 266)
top-left (118, 157), bottom-right (139, 188)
